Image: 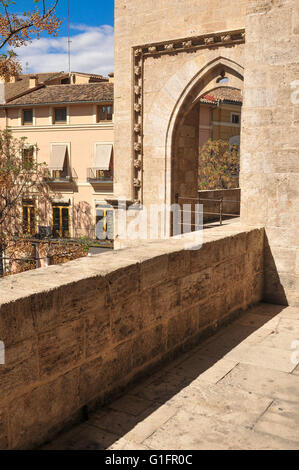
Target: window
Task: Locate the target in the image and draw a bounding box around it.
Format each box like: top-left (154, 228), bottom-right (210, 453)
top-left (95, 205), bottom-right (114, 241)
top-left (97, 104), bottom-right (113, 122)
top-left (54, 107), bottom-right (67, 123)
top-left (49, 144), bottom-right (71, 180)
top-left (216, 77), bottom-right (229, 84)
top-left (231, 113), bottom-right (240, 124)
top-left (22, 199), bottom-right (36, 235)
top-left (23, 109), bottom-right (33, 125)
top-left (22, 146), bottom-right (34, 169)
top-left (52, 202), bottom-right (70, 238)
top-left (90, 143), bottom-right (113, 181)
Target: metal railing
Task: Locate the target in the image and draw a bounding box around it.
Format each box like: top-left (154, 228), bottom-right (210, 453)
top-left (87, 168), bottom-right (113, 183)
top-left (45, 168), bottom-right (78, 183)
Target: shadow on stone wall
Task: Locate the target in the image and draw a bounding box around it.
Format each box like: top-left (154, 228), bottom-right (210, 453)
top-left (263, 234), bottom-right (288, 306)
top-left (40, 304), bottom-right (286, 450)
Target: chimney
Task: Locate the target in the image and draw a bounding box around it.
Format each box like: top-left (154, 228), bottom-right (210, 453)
top-left (0, 83), bottom-right (5, 104)
top-left (29, 75), bottom-right (38, 88)
top-left (108, 72), bottom-right (114, 83)
top-left (10, 75), bottom-right (18, 83)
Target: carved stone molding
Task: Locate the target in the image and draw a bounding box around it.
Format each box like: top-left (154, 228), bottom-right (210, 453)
top-left (134, 159), bottom-right (142, 169)
top-left (132, 29), bottom-right (245, 203)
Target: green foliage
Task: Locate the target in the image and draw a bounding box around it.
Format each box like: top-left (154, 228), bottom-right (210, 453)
top-left (198, 139), bottom-right (240, 190)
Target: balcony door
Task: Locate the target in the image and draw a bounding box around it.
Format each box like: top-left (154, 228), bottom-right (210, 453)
top-left (52, 202), bottom-right (70, 238)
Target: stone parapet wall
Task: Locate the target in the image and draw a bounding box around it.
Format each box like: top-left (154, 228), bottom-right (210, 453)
top-left (0, 224), bottom-right (264, 449)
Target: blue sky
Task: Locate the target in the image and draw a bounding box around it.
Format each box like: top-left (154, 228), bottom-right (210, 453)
top-left (9, 0), bottom-right (115, 75)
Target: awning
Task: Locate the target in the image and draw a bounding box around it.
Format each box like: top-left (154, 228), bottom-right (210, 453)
top-left (94, 144), bottom-right (112, 170)
top-left (49, 144), bottom-right (67, 170)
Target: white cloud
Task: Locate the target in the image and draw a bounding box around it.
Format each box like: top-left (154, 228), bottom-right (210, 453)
top-left (14, 24), bottom-right (114, 76)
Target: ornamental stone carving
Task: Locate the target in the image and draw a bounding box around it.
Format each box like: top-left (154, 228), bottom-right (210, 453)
top-left (134, 143), bottom-right (142, 152)
top-left (165, 43), bottom-right (174, 50)
top-left (134, 103), bottom-right (142, 112)
top-left (183, 40), bottom-right (192, 49)
top-left (221, 34), bottom-right (231, 42)
top-left (133, 178), bottom-right (141, 187)
top-left (134, 159), bottom-right (142, 169)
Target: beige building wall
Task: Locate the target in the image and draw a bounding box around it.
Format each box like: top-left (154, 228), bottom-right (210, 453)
top-left (241, 0), bottom-right (299, 306)
top-left (0, 104), bottom-right (114, 239)
top-left (212, 104), bottom-right (241, 141)
top-left (199, 105), bottom-right (212, 148)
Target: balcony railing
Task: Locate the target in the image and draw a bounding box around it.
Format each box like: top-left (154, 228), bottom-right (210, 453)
top-left (45, 169), bottom-right (78, 183)
top-left (87, 168), bottom-right (113, 183)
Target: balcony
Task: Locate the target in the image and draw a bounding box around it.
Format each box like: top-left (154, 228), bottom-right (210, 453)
top-left (45, 168), bottom-right (78, 183)
top-left (87, 168), bottom-right (113, 183)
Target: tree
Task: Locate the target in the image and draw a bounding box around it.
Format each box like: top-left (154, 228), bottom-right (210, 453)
top-left (198, 139), bottom-right (240, 190)
top-left (0, 0), bottom-right (61, 79)
top-left (0, 128), bottom-right (49, 253)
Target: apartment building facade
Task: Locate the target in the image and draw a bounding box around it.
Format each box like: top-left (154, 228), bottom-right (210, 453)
top-left (198, 87), bottom-right (242, 148)
top-left (0, 71), bottom-right (114, 245)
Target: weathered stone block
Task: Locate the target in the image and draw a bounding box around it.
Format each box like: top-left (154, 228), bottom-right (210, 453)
top-left (85, 307), bottom-right (111, 358)
top-left (78, 356), bottom-right (104, 405)
top-left (132, 325), bottom-right (165, 369)
top-left (38, 320), bottom-right (85, 378)
top-left (106, 264), bottom-right (140, 305)
top-left (190, 241), bottom-right (221, 273)
top-left (151, 279), bottom-right (180, 318)
top-left (0, 410), bottom-right (8, 449)
top-left (0, 299), bottom-right (34, 345)
top-left (54, 276), bottom-right (108, 324)
top-left (111, 295), bottom-right (143, 343)
top-left (79, 341), bottom-right (132, 405)
top-left (140, 255), bottom-right (168, 290)
top-left (166, 307), bottom-right (198, 350)
top-left (0, 340), bottom-right (38, 403)
top-left (9, 369), bottom-right (79, 449)
top-left (168, 250), bottom-right (191, 279)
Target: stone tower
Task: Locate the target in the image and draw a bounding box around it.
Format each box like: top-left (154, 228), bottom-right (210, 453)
top-left (114, 0), bottom-right (298, 306)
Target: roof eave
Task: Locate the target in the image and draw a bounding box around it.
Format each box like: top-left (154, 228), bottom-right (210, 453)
top-left (0, 98), bottom-right (114, 108)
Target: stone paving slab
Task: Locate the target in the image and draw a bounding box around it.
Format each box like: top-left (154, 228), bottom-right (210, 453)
top-left (143, 409), bottom-right (299, 450)
top-left (43, 303), bottom-right (299, 450)
top-left (254, 400), bottom-right (299, 444)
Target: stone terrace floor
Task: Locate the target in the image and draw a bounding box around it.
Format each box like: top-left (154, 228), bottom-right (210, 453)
top-left (43, 303), bottom-right (299, 450)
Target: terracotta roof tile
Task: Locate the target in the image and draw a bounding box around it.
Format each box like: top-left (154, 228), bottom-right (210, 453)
top-left (4, 72), bottom-right (108, 102)
top-left (200, 87), bottom-right (242, 105)
top-left (4, 72), bottom-right (67, 101)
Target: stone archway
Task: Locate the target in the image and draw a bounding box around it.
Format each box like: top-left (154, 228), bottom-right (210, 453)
top-left (166, 59), bottom-right (243, 234)
top-left (134, 53), bottom-right (245, 240)
top-left (168, 58), bottom-right (244, 206)
top-left (142, 56), bottom-right (244, 208)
